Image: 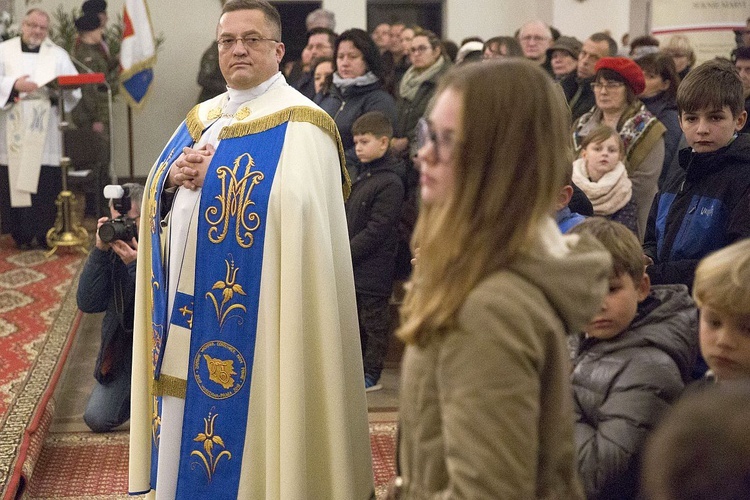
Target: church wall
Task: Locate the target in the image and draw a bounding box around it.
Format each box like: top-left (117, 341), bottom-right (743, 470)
top-left (11, 0), bottom-right (634, 179)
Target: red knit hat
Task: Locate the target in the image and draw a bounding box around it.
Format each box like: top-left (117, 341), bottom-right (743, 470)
top-left (594, 57), bottom-right (646, 95)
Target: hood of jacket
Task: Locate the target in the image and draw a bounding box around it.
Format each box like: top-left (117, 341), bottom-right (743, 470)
top-left (508, 219), bottom-right (612, 335)
top-left (352, 152), bottom-right (406, 183)
top-left (577, 284), bottom-right (698, 382)
top-left (679, 132), bottom-right (750, 183)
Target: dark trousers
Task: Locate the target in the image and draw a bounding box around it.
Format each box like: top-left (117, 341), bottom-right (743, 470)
top-left (356, 292), bottom-right (391, 381)
top-left (0, 164), bottom-right (62, 245)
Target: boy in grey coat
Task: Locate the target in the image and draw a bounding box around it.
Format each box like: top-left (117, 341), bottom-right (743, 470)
top-left (568, 218), bottom-right (698, 499)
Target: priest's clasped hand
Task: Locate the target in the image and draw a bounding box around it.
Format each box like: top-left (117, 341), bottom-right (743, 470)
top-left (169, 143), bottom-right (216, 190)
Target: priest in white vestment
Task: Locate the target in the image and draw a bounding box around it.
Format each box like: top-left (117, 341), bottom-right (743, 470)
top-left (129, 2), bottom-right (374, 498)
top-left (0, 8), bottom-right (80, 248)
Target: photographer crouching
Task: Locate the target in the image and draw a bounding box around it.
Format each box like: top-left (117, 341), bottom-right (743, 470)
top-left (76, 183), bottom-right (142, 432)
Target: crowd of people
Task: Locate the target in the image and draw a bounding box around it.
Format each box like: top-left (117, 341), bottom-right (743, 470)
top-left (1, 1), bottom-right (749, 498)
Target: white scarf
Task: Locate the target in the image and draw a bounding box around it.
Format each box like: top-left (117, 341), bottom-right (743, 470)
top-left (571, 158), bottom-right (633, 216)
top-left (332, 71), bottom-right (379, 91)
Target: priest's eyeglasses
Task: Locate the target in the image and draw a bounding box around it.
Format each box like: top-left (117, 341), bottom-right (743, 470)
top-left (217, 35), bottom-right (279, 51)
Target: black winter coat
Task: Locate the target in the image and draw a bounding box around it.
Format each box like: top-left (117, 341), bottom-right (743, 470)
top-left (316, 80), bottom-right (397, 178)
top-left (560, 73), bottom-right (596, 124)
top-left (345, 153), bottom-right (405, 296)
top-left (572, 285), bottom-right (698, 500)
top-left (77, 247), bottom-right (137, 384)
top-left (641, 92), bottom-right (683, 189)
top-left (644, 134), bottom-right (750, 290)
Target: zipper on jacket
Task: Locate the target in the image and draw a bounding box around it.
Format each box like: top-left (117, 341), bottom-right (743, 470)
top-left (334, 100), bottom-right (346, 120)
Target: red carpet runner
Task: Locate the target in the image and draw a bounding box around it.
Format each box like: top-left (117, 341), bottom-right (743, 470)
top-left (0, 236), bottom-right (85, 500)
top-left (25, 421), bottom-right (397, 499)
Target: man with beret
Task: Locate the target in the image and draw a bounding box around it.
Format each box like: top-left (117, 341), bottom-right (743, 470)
top-left (560, 32), bottom-right (617, 123)
top-left (0, 8), bottom-right (81, 249)
top-left (72, 10), bottom-right (119, 216)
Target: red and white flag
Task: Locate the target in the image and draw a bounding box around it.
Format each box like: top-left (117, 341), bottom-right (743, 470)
top-left (119, 0), bottom-right (156, 108)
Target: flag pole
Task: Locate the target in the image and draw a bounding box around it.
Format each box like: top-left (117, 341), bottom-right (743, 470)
top-left (127, 105), bottom-right (134, 179)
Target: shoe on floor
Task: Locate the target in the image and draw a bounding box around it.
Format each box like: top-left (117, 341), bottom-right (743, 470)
top-left (365, 375), bottom-right (382, 392)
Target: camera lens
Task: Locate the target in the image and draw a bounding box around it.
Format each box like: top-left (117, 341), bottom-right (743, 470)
top-left (98, 218), bottom-right (137, 243)
top-left (98, 221), bottom-right (117, 243)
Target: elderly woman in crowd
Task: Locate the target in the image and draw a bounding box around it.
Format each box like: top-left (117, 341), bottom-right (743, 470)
top-left (573, 57), bottom-right (666, 240)
top-left (316, 28), bottom-right (396, 178)
top-left (662, 34), bottom-right (696, 80)
top-left (546, 36), bottom-right (582, 80)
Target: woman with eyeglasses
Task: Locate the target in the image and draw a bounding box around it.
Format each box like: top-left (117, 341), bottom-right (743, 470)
top-left (390, 59), bottom-right (611, 499)
top-left (388, 30), bottom-right (450, 280)
top-left (315, 28), bottom-right (396, 179)
top-left (391, 30), bottom-right (450, 164)
top-left (573, 57), bottom-right (666, 241)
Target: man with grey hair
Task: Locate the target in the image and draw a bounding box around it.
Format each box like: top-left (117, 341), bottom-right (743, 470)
top-left (78, 182), bottom-right (143, 433)
top-left (518, 19), bottom-right (553, 75)
top-left (305, 7), bottom-right (335, 30)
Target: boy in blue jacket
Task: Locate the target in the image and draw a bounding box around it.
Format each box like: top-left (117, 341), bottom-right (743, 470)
top-left (643, 58), bottom-right (750, 291)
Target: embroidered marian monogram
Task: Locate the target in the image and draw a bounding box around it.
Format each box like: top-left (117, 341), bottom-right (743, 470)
top-left (205, 153), bottom-right (264, 248)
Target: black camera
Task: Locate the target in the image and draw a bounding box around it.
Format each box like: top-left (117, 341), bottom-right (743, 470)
top-left (98, 185), bottom-right (138, 243)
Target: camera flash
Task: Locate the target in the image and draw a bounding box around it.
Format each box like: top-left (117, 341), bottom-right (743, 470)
top-left (103, 185), bottom-right (125, 199)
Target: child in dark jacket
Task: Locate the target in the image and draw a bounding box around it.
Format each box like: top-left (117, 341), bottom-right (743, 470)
top-left (568, 218), bottom-right (698, 500)
top-left (346, 111), bottom-right (405, 391)
top-left (556, 156), bottom-right (588, 233)
top-left (643, 58), bottom-right (750, 292)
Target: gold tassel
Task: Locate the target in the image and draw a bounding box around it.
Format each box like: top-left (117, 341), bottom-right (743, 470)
top-left (186, 104), bottom-right (204, 142)
top-left (153, 374), bottom-right (187, 399)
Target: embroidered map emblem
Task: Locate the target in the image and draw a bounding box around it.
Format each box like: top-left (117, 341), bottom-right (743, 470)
top-left (193, 340), bottom-right (247, 399)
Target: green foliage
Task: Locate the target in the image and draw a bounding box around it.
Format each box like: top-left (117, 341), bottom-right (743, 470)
top-left (49, 5), bottom-right (78, 53)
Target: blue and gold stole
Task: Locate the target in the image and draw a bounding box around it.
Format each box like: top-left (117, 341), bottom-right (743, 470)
top-left (173, 122), bottom-right (286, 498)
top-left (145, 121), bottom-right (195, 487)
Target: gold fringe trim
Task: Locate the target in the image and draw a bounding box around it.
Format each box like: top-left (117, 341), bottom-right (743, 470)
top-left (152, 374), bottom-right (187, 399)
top-left (218, 106), bottom-right (351, 199)
top-left (185, 104), bottom-right (204, 142)
top-left (119, 56), bottom-right (158, 110)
